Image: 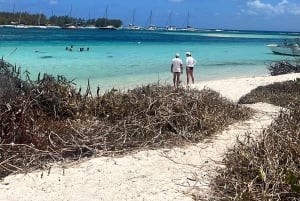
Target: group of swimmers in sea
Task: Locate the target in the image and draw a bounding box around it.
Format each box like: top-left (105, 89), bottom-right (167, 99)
top-left (66, 45), bottom-right (90, 52)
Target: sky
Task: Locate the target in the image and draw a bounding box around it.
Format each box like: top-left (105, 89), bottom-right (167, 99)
top-left (0, 0), bottom-right (300, 31)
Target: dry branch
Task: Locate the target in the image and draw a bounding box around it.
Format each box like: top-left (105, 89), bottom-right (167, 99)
top-left (0, 59), bottom-right (252, 179)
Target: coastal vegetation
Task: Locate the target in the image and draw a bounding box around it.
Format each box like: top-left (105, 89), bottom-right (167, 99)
top-left (267, 59), bottom-right (300, 76)
top-left (1, 56), bottom-right (299, 200)
top-left (0, 59), bottom-right (252, 179)
top-left (210, 65), bottom-right (300, 200)
top-left (0, 12), bottom-right (122, 28)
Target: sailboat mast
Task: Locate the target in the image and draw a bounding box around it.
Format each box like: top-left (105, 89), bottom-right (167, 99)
top-left (169, 11), bottom-right (173, 26)
top-left (131, 9), bottom-right (135, 25)
top-left (149, 9), bottom-right (153, 25)
top-left (18, 12), bottom-right (22, 24)
top-left (105, 6), bottom-right (108, 26)
top-left (38, 12), bottom-right (41, 26)
top-left (187, 11), bottom-right (190, 28)
top-left (69, 4), bottom-right (72, 18)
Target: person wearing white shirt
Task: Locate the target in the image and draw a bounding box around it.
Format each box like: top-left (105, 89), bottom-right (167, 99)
top-left (171, 53), bottom-right (183, 89)
top-left (185, 51), bottom-right (197, 85)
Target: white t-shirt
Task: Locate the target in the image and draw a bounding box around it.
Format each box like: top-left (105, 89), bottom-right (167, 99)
top-left (186, 56), bottom-right (196, 68)
top-left (172, 57), bottom-right (183, 72)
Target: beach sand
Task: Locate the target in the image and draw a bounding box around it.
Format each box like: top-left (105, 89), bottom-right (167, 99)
top-left (0, 73), bottom-right (299, 201)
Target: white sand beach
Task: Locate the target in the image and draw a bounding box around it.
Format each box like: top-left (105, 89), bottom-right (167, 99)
top-left (0, 73), bottom-right (299, 201)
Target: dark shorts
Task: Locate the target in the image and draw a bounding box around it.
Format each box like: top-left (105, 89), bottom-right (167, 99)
top-left (187, 67), bottom-right (194, 71)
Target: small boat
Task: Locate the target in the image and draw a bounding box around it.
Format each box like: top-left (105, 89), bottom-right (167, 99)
top-left (266, 39), bottom-right (300, 56)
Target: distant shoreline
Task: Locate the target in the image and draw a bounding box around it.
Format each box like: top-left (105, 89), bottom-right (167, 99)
top-left (1, 24), bottom-right (300, 33)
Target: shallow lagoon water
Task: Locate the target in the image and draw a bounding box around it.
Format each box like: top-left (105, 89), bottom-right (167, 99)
top-left (0, 28), bottom-right (298, 92)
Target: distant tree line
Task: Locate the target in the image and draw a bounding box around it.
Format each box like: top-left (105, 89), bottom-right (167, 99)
top-left (0, 12), bottom-right (123, 28)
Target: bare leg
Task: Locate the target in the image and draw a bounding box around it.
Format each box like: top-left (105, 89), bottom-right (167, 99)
top-left (176, 73), bottom-right (180, 88)
top-left (173, 72), bottom-right (180, 88)
top-left (173, 73), bottom-right (176, 87)
top-left (191, 70), bottom-right (194, 84)
top-left (186, 68), bottom-right (190, 85)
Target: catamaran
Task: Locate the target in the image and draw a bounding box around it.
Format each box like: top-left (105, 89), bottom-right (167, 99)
top-left (126, 10), bottom-right (143, 30)
top-left (165, 11), bottom-right (176, 31)
top-left (180, 11), bottom-right (196, 32)
top-left (146, 10), bottom-right (157, 31)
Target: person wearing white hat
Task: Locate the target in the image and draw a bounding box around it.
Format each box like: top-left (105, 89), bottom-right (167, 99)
top-left (171, 53), bottom-right (183, 89)
top-left (185, 51), bottom-right (197, 85)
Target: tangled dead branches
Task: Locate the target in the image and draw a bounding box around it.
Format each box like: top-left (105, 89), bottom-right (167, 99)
top-left (238, 78), bottom-right (300, 108)
top-left (212, 80), bottom-right (300, 200)
top-left (0, 59), bottom-right (252, 179)
top-left (267, 60), bottom-right (300, 76)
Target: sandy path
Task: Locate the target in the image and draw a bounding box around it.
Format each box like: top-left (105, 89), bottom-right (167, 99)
top-left (192, 73), bottom-right (300, 102)
top-left (0, 74), bottom-right (298, 201)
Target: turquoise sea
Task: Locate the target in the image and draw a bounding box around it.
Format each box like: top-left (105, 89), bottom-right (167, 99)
top-left (0, 28), bottom-right (299, 92)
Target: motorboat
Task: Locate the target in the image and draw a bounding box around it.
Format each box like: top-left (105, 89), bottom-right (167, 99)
top-left (266, 38), bottom-right (300, 56)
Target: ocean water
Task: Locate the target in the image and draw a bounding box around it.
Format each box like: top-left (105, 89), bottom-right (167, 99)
top-left (0, 28), bottom-right (299, 92)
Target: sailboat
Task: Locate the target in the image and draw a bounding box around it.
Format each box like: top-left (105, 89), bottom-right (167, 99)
top-left (146, 10), bottom-right (156, 31)
top-left (165, 11), bottom-right (176, 31)
top-left (99, 6), bottom-right (117, 30)
top-left (46, 11), bottom-right (62, 29)
top-left (84, 11), bottom-right (97, 29)
top-left (181, 11), bottom-right (196, 32)
top-left (63, 4), bottom-right (81, 29)
top-left (127, 10), bottom-right (142, 30)
top-left (28, 12), bottom-right (47, 29)
top-left (14, 12), bottom-right (28, 28)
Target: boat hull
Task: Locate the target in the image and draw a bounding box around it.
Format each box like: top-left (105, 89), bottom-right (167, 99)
top-left (266, 44), bottom-right (300, 56)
